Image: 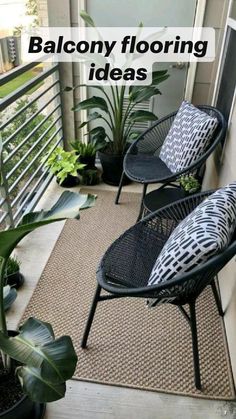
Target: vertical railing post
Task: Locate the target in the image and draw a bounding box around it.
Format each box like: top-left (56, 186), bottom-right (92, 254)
top-left (0, 130), bottom-right (14, 228)
top-left (47, 0), bottom-right (76, 150)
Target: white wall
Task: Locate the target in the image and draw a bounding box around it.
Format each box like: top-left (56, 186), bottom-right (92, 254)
top-left (202, 98), bottom-right (236, 381)
top-left (192, 0), bottom-right (229, 105)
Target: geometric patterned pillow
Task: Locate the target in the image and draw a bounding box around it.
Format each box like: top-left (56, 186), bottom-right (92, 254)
top-left (159, 101), bottom-right (218, 173)
top-left (148, 181), bottom-right (236, 286)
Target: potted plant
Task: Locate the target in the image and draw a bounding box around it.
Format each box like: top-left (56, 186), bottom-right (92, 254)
top-left (82, 168), bottom-right (100, 186)
top-left (71, 140), bottom-right (98, 169)
top-left (179, 175), bottom-right (201, 196)
top-left (4, 256), bottom-right (24, 289)
top-left (0, 176), bottom-right (96, 417)
top-left (44, 146), bottom-right (86, 187)
top-left (68, 11), bottom-right (170, 186)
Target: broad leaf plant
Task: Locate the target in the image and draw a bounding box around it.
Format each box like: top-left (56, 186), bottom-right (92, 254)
top-left (0, 137), bottom-right (96, 402)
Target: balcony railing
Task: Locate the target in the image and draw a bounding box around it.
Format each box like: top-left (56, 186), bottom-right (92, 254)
top-left (0, 60), bottom-right (63, 229)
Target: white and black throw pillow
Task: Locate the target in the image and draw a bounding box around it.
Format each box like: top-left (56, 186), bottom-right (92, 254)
top-left (148, 181), bottom-right (236, 286)
top-left (160, 101), bottom-right (218, 173)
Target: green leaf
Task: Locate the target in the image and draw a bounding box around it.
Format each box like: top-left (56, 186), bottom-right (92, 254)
top-left (3, 285), bottom-right (17, 311)
top-left (128, 110), bottom-right (157, 123)
top-left (86, 127), bottom-right (107, 151)
top-left (78, 112), bottom-right (102, 129)
top-left (128, 131), bottom-right (141, 142)
top-left (72, 97), bottom-right (108, 113)
top-left (17, 366), bottom-right (66, 402)
top-left (152, 70), bottom-right (169, 85)
top-left (0, 318), bottom-right (77, 402)
top-left (129, 86), bottom-right (161, 103)
top-left (86, 126), bottom-right (106, 140)
top-left (0, 191), bottom-right (96, 259)
top-left (80, 10), bottom-right (96, 27)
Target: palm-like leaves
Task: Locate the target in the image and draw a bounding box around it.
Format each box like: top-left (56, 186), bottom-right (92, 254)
top-left (0, 191), bottom-right (96, 259)
top-left (69, 11), bottom-right (170, 155)
top-left (0, 318), bottom-right (77, 402)
top-left (0, 190), bottom-right (96, 402)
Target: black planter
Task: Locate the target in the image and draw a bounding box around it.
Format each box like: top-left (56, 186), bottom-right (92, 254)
top-left (98, 151), bottom-right (130, 186)
top-left (0, 331), bottom-right (46, 419)
top-left (5, 272), bottom-right (24, 289)
top-left (82, 168), bottom-right (100, 186)
top-left (180, 186), bottom-right (201, 197)
top-left (56, 174), bottom-right (80, 188)
top-left (0, 395), bottom-right (46, 419)
top-left (78, 155), bottom-right (96, 169)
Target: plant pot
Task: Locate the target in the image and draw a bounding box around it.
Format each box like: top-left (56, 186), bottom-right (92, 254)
top-left (0, 394), bottom-right (46, 419)
top-left (78, 155), bottom-right (96, 169)
top-left (82, 168), bottom-right (100, 186)
top-left (98, 151), bottom-right (130, 186)
top-left (56, 174), bottom-right (80, 188)
top-left (180, 187), bottom-right (201, 197)
top-left (5, 272), bottom-right (24, 289)
top-left (0, 331), bottom-right (46, 419)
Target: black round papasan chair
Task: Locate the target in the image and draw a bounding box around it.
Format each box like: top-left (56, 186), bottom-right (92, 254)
top-left (81, 190), bottom-right (236, 390)
top-left (115, 106), bottom-right (227, 220)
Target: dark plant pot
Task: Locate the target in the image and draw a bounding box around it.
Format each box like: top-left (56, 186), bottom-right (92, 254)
top-left (78, 155), bottom-right (96, 169)
top-left (5, 271), bottom-right (24, 289)
top-left (0, 331), bottom-right (46, 419)
top-left (82, 168), bottom-right (100, 186)
top-left (98, 151), bottom-right (130, 186)
top-left (180, 187), bottom-right (201, 197)
top-left (0, 395), bottom-right (46, 419)
top-left (56, 174), bottom-right (80, 188)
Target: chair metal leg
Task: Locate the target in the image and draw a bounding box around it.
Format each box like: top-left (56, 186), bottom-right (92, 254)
top-left (115, 171), bottom-right (125, 204)
top-left (211, 279), bottom-right (224, 317)
top-left (136, 183), bottom-right (148, 222)
top-left (189, 301), bottom-right (201, 390)
top-left (81, 284), bottom-right (101, 349)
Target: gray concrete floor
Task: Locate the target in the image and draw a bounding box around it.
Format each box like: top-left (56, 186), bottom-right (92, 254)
top-left (6, 179), bottom-right (236, 419)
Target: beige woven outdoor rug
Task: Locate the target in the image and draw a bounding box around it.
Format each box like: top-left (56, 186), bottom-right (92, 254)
top-left (21, 189), bottom-right (235, 400)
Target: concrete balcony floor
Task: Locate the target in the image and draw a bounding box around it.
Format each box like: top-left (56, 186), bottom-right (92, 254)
top-left (6, 179), bottom-right (236, 419)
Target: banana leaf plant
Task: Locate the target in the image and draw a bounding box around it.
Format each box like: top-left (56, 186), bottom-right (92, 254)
top-left (0, 187), bottom-right (96, 403)
top-left (67, 11), bottom-right (170, 155)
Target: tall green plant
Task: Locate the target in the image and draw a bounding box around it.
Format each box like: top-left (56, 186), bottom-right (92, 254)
top-left (68, 11), bottom-right (169, 155)
top-left (0, 137), bottom-right (96, 402)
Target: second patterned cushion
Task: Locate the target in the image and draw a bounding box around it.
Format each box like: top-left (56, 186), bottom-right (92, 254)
top-left (148, 182), bottom-right (236, 286)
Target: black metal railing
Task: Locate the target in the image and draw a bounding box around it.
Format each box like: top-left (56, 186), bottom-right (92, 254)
top-left (0, 60), bottom-right (63, 228)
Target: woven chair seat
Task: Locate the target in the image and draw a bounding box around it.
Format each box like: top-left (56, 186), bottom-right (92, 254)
top-left (98, 191), bottom-right (236, 305)
top-left (125, 154), bottom-right (172, 183)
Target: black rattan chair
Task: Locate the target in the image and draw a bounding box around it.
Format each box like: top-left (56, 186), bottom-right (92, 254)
top-left (115, 106), bottom-right (227, 220)
top-left (81, 191), bottom-right (236, 390)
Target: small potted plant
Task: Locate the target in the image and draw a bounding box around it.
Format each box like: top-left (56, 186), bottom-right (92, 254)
top-left (44, 146), bottom-right (86, 187)
top-left (71, 140), bottom-right (98, 169)
top-left (4, 256), bottom-right (24, 289)
top-left (82, 168), bottom-right (100, 186)
top-left (179, 175), bottom-right (201, 196)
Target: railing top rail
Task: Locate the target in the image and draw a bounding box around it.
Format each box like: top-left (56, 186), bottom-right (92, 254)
top-left (0, 55), bottom-right (54, 86)
top-left (0, 64), bottom-right (59, 111)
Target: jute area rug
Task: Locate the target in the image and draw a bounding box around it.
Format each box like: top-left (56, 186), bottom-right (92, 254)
top-left (21, 189), bottom-right (235, 400)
